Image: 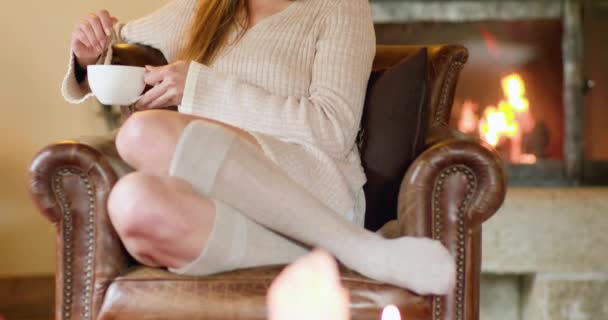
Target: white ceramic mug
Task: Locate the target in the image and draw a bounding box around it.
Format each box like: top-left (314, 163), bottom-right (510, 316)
top-left (88, 65), bottom-right (146, 105)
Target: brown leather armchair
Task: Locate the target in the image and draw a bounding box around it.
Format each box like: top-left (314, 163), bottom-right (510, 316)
top-left (28, 44), bottom-right (506, 320)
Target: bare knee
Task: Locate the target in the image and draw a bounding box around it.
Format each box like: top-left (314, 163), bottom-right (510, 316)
top-left (115, 110), bottom-right (179, 172)
top-left (107, 173), bottom-right (213, 268)
top-left (108, 173), bottom-right (176, 266)
top-left (116, 112), bottom-right (148, 169)
top-left (109, 173), bottom-right (154, 236)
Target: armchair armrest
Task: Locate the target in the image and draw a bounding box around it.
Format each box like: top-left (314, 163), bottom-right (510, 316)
top-left (28, 133), bottom-right (131, 320)
top-left (399, 125), bottom-right (506, 233)
top-left (397, 125), bottom-right (507, 320)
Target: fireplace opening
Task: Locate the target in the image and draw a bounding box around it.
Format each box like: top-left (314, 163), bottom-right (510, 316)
top-left (375, 10), bottom-right (608, 186)
top-left (377, 20), bottom-right (565, 173)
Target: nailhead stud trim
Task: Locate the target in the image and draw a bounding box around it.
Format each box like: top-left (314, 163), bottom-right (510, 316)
top-left (435, 61), bottom-right (464, 126)
top-left (431, 165), bottom-right (477, 320)
top-left (52, 168), bottom-right (96, 320)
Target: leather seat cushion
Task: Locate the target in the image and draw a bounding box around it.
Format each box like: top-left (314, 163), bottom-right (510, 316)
top-left (98, 266), bottom-right (431, 320)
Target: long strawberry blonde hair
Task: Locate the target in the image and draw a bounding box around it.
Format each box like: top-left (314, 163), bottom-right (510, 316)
top-left (179, 0), bottom-right (248, 64)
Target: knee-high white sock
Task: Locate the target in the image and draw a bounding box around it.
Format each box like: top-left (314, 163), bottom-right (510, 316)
top-left (170, 200), bottom-right (308, 276)
top-left (170, 121), bottom-right (455, 295)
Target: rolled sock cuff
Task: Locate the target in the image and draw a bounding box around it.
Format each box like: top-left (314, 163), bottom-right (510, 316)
top-left (169, 121), bottom-right (235, 195)
top-left (169, 200), bottom-right (247, 276)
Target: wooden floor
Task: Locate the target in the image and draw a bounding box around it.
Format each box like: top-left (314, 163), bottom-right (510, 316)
top-left (0, 276), bottom-right (54, 320)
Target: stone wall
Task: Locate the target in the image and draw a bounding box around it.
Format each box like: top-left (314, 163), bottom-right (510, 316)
top-left (480, 188), bottom-right (608, 320)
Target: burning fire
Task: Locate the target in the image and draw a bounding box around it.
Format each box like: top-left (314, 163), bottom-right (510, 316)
top-left (459, 73), bottom-right (537, 164)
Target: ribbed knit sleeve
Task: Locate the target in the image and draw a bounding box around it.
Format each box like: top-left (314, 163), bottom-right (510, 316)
top-left (61, 0), bottom-right (197, 104)
top-left (179, 0), bottom-right (376, 158)
top-left (61, 51), bottom-right (96, 104)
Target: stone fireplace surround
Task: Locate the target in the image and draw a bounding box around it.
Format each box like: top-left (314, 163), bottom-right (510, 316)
top-left (371, 1), bottom-right (608, 319)
top-left (480, 188), bottom-right (607, 320)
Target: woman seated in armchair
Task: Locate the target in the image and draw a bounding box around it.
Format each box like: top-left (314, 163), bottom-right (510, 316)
top-left (63, 0), bottom-right (455, 295)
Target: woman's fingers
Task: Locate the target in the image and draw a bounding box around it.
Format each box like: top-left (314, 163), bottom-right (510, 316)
top-left (73, 29), bottom-right (92, 49)
top-left (135, 83), bottom-right (168, 109)
top-left (144, 66), bottom-right (166, 86)
top-left (146, 91), bottom-right (175, 110)
top-left (86, 14), bottom-right (107, 49)
top-left (72, 9), bottom-right (116, 65)
top-left (135, 62), bottom-right (188, 109)
top-left (96, 10), bottom-right (116, 36)
top-left (79, 20), bottom-right (102, 52)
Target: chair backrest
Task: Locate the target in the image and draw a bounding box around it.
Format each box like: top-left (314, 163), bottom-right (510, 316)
top-left (372, 45), bottom-right (468, 128)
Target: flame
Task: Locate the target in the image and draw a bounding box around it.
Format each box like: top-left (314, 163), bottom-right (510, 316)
top-left (469, 73), bottom-right (537, 163)
top-left (479, 104), bottom-right (518, 146)
top-left (502, 74), bottom-right (529, 112)
top-left (382, 305), bottom-right (401, 320)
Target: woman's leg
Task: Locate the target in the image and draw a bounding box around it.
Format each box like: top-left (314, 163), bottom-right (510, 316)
top-left (114, 110), bottom-right (455, 294)
top-left (115, 110), bottom-right (257, 175)
top-left (107, 172), bottom-right (308, 272)
top-left (169, 121), bottom-right (456, 295)
top-left (107, 172), bottom-right (216, 269)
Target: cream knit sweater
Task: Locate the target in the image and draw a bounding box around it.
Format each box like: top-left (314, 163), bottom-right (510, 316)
top-left (62, 0), bottom-right (376, 225)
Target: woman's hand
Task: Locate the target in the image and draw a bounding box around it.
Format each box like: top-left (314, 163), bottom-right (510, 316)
top-left (135, 61), bottom-right (190, 110)
top-left (72, 10), bottom-right (118, 68)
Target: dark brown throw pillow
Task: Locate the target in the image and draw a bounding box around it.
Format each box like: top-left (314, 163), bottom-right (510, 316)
top-left (359, 48), bottom-right (430, 231)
